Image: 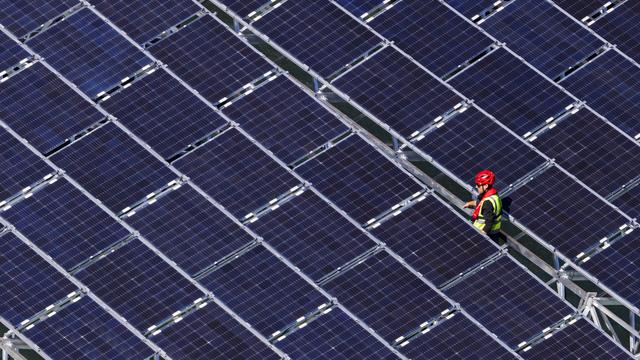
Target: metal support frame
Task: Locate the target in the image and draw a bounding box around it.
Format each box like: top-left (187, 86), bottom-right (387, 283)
top-left (554, 43), bottom-right (612, 83)
top-left (0, 56), bottom-right (38, 84)
top-left (578, 0), bottom-right (628, 26)
top-left (142, 10), bottom-right (207, 49)
top-left (19, 2), bottom-right (87, 42)
top-left (470, 0), bottom-right (516, 25)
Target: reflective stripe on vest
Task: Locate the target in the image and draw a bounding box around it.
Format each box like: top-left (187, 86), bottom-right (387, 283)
top-left (472, 194), bottom-right (502, 232)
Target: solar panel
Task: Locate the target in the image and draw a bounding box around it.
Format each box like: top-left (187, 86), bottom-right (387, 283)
top-left (324, 251), bottom-right (450, 342)
top-left (253, 0), bottom-right (381, 78)
top-left (276, 309), bottom-right (399, 360)
top-left (49, 122), bottom-right (176, 214)
top-left (126, 186), bottom-right (255, 275)
top-left (334, 0), bottom-right (382, 17)
top-left (216, 0), bottom-right (278, 18)
top-left (612, 185), bottom-right (640, 219)
top-left (27, 8), bottom-right (152, 98)
top-left (590, 1), bottom-right (640, 63)
top-left (480, 0), bottom-right (603, 78)
top-left (414, 107), bottom-right (547, 190)
top-left (506, 166), bottom-right (629, 258)
top-left (101, 70), bottom-right (227, 160)
top-left (90, 0), bottom-right (200, 44)
top-left (372, 194), bottom-right (499, 287)
top-left (445, 256), bottom-right (573, 347)
top-left (3, 179), bottom-right (130, 270)
top-left (522, 319), bottom-right (632, 359)
top-left (0, 127), bottom-right (51, 200)
top-left (562, 50), bottom-right (640, 139)
top-left (0, 0), bottom-right (78, 37)
top-left (249, 190), bottom-right (376, 280)
top-left (332, 47), bottom-right (464, 138)
top-left (149, 15), bottom-right (274, 103)
top-left (0, 31), bottom-right (29, 69)
top-left (0, 232), bottom-right (77, 326)
top-left (174, 128), bottom-right (300, 219)
top-left (0, 63), bottom-right (105, 154)
top-left (363, 1), bottom-right (494, 77)
top-left (445, 0), bottom-right (505, 19)
top-left (23, 296), bottom-right (155, 360)
top-left (222, 77), bottom-right (347, 164)
top-left (449, 48), bottom-right (574, 135)
top-left (551, 0), bottom-right (606, 22)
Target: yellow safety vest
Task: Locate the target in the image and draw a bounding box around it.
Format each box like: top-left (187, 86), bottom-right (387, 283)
top-left (473, 194), bottom-right (502, 233)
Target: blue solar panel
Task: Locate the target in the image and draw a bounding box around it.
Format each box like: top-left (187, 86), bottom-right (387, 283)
top-left (0, 127), bottom-right (51, 200)
top-left (74, 239), bottom-right (203, 332)
top-left (332, 48), bottom-right (463, 138)
top-left (174, 129), bottom-right (299, 218)
top-left (153, 301), bottom-right (280, 360)
top-left (297, 135), bottom-right (423, 223)
top-left (91, 0), bottom-right (200, 43)
top-left (372, 194), bottom-right (499, 286)
top-left (0, 63), bottom-right (104, 153)
top-left (591, 1), bottom-right (640, 63)
top-left (127, 186), bottom-right (255, 275)
top-left (533, 110), bottom-right (640, 196)
top-left (222, 77), bottom-right (347, 164)
top-left (450, 48), bottom-right (574, 135)
top-left (28, 9), bottom-right (152, 98)
top-left (0, 232), bottom-right (77, 326)
top-left (507, 166), bottom-right (629, 257)
top-left (552, 0), bottom-right (606, 21)
top-left (481, 0), bottom-right (603, 78)
top-left (365, 1), bottom-right (494, 77)
top-left (563, 50), bottom-right (640, 139)
top-left (445, 257), bottom-right (572, 347)
top-left (0, 0), bottom-right (78, 37)
top-left (415, 107), bottom-right (546, 190)
top-left (49, 123), bottom-right (176, 214)
top-left (334, 0), bottom-right (382, 17)
top-left (445, 0), bottom-right (502, 19)
top-left (149, 15), bottom-right (273, 103)
top-left (199, 246), bottom-right (326, 337)
top-left (276, 309), bottom-right (398, 360)
top-left (217, 0), bottom-right (275, 18)
top-left (249, 190), bottom-right (376, 280)
top-left (325, 251), bottom-right (450, 342)
top-left (102, 70), bottom-right (227, 160)
top-left (523, 319), bottom-right (632, 359)
top-left (254, 0), bottom-right (381, 78)
top-left (24, 296), bottom-right (155, 360)
top-left (0, 31), bottom-right (29, 69)
top-left (3, 179), bottom-right (130, 270)
top-left (401, 314), bottom-right (516, 360)
top-left (612, 185), bottom-right (640, 219)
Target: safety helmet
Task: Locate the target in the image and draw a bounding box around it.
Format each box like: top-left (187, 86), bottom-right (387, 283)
top-left (475, 170), bottom-right (495, 186)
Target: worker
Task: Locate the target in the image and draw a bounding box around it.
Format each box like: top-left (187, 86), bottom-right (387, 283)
top-left (463, 170), bottom-right (503, 241)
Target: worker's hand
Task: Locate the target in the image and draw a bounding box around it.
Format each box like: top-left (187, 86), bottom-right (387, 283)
top-left (463, 200), bottom-right (477, 209)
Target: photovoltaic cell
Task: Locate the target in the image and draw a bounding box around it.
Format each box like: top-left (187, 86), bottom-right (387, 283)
top-left (216, 0), bottom-right (276, 18)
top-left (533, 110), bottom-right (640, 196)
top-left (334, 0), bottom-right (383, 17)
top-left (24, 297), bottom-right (155, 360)
top-left (523, 319), bottom-right (632, 359)
top-left (277, 309), bottom-right (398, 360)
top-left (612, 185), bottom-right (640, 219)
top-left (0, 232), bottom-right (77, 326)
top-left (3, 179), bottom-right (130, 271)
top-left (153, 301), bottom-right (280, 360)
top-left (0, 0), bottom-right (78, 37)
top-left (415, 107), bottom-right (546, 190)
top-left (102, 70), bottom-right (227, 160)
top-left (0, 127), bottom-right (50, 201)
top-left (254, 0), bottom-right (381, 78)
top-left (445, 257), bottom-right (572, 347)
top-left (296, 135), bottom-right (423, 223)
top-left (450, 48), bottom-right (574, 135)
top-left (481, 0), bottom-right (603, 78)
top-left (74, 240), bottom-right (203, 332)
top-left (50, 123), bottom-right (176, 215)
top-left (0, 31), bottom-right (29, 70)
top-left (551, 0), bottom-right (606, 22)
top-left (563, 51), bottom-right (640, 139)
top-left (401, 314), bottom-right (516, 360)
top-left (28, 9), bottom-right (152, 98)
top-left (366, 1), bottom-right (494, 77)
top-left (90, 0), bottom-right (200, 44)
top-left (591, 1), bottom-right (640, 63)
top-left (199, 246), bottom-right (326, 337)
top-left (372, 195), bottom-right (499, 287)
top-left (222, 77), bottom-right (347, 164)
top-left (332, 47), bottom-right (463, 138)
top-left (325, 252), bottom-right (450, 342)
top-left (249, 191), bottom-right (376, 280)
top-left (0, 63), bottom-right (104, 153)
top-left (127, 186), bottom-right (255, 275)
top-left (507, 166), bottom-right (629, 257)
top-left (174, 129), bottom-right (299, 219)
top-left (150, 15), bottom-right (273, 103)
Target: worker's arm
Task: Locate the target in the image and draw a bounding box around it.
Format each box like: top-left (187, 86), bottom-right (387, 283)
top-left (463, 200), bottom-right (477, 208)
top-left (481, 200), bottom-right (494, 234)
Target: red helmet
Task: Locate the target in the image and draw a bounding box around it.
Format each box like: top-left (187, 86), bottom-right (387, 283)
top-left (475, 170), bottom-right (495, 186)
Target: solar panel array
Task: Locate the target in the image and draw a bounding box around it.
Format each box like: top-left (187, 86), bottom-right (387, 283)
top-left (0, 1), bottom-right (637, 359)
